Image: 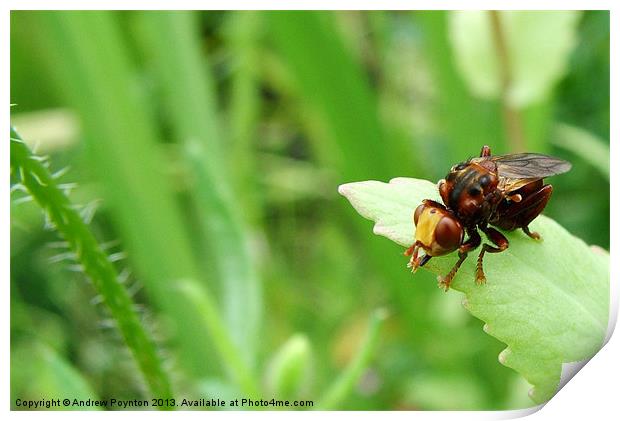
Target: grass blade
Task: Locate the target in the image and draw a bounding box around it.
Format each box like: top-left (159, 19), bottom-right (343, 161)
top-left (416, 11), bottom-right (504, 164)
top-left (32, 11), bottom-right (241, 382)
top-left (135, 11), bottom-right (263, 370)
top-left (267, 11), bottom-right (414, 181)
top-left (317, 309), bottom-right (388, 409)
top-left (551, 122), bottom-right (610, 180)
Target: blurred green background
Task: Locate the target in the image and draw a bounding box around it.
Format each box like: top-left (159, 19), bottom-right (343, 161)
top-left (10, 10), bottom-right (609, 410)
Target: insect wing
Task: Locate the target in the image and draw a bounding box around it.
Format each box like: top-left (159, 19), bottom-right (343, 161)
top-left (474, 153), bottom-right (572, 179)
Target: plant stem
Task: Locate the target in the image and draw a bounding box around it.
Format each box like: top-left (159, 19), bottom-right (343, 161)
top-left (489, 10), bottom-right (526, 152)
top-left (316, 309), bottom-right (388, 409)
top-left (176, 282), bottom-right (260, 398)
top-left (10, 128), bottom-right (174, 407)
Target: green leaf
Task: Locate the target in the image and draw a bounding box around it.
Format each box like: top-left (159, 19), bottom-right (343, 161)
top-left (550, 122), bottom-right (610, 180)
top-left (264, 334), bottom-right (313, 400)
top-left (339, 178), bottom-right (608, 404)
top-left (449, 11), bottom-right (582, 108)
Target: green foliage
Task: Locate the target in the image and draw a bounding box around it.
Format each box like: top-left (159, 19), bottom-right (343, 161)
top-left (449, 11), bottom-right (582, 107)
top-left (416, 11), bottom-right (504, 164)
top-left (317, 309), bottom-right (388, 409)
top-left (11, 129), bottom-right (173, 404)
top-left (135, 11), bottom-right (263, 370)
top-left (403, 372), bottom-right (487, 410)
top-left (551, 122), bottom-right (610, 180)
top-left (339, 178), bottom-right (609, 403)
top-left (267, 11), bottom-right (414, 180)
top-left (264, 334), bottom-right (312, 400)
top-left (11, 10), bottom-right (609, 410)
top-left (30, 11), bottom-right (221, 380)
top-left (12, 341), bottom-right (101, 410)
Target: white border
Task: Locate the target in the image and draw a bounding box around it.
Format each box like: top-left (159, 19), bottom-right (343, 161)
top-left (4, 3), bottom-right (617, 420)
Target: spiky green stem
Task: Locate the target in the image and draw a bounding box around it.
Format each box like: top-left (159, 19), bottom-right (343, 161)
top-left (10, 128), bottom-right (174, 408)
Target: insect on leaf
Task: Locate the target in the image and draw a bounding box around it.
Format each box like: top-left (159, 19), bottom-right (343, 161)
top-left (338, 178), bottom-right (609, 404)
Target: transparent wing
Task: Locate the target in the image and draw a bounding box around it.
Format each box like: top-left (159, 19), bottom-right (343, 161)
top-left (472, 153), bottom-right (572, 179)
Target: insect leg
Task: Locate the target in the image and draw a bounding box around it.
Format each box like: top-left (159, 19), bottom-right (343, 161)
top-left (476, 227), bottom-right (509, 285)
top-left (405, 241), bottom-right (424, 272)
top-left (438, 254), bottom-right (467, 292)
top-left (404, 244), bottom-right (416, 256)
top-left (438, 230), bottom-right (481, 291)
top-left (522, 226), bottom-right (540, 240)
top-left (480, 145), bottom-right (492, 157)
top-left (518, 185), bottom-right (553, 240)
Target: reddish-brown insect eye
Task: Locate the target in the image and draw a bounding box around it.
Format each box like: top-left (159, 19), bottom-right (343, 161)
top-left (414, 204), bottom-right (425, 225)
top-left (435, 216), bottom-right (463, 250)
